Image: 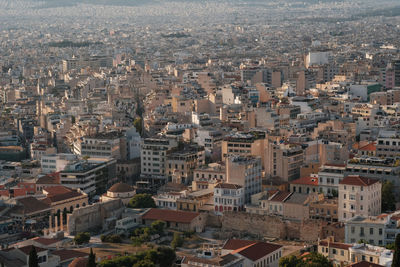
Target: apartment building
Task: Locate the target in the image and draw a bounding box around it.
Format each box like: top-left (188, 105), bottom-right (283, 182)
top-left (193, 163), bottom-right (226, 190)
top-left (140, 137), bottom-right (178, 185)
top-left (60, 157), bottom-right (116, 196)
top-left (318, 164), bottom-right (346, 196)
top-left (221, 131), bottom-right (267, 167)
top-left (318, 237), bottom-right (393, 266)
top-left (166, 145), bottom-right (205, 184)
top-left (345, 156), bottom-right (400, 194)
top-left (376, 130), bottom-right (400, 157)
top-left (338, 176), bottom-right (381, 222)
top-left (214, 183), bottom-right (244, 215)
top-left (79, 131), bottom-right (124, 160)
top-left (41, 154), bottom-right (79, 174)
top-left (265, 142), bottom-right (303, 181)
top-left (226, 155), bottom-right (262, 203)
top-left (345, 212), bottom-right (400, 246)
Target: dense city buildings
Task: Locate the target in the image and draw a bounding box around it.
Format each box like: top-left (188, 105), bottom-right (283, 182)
top-left (0, 0), bottom-right (400, 265)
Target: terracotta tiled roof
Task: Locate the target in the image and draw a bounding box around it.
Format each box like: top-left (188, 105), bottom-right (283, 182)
top-left (358, 142), bottom-right (376, 152)
top-left (319, 241), bottom-right (352, 250)
top-left (10, 197), bottom-right (51, 215)
top-left (347, 261), bottom-right (384, 267)
top-left (52, 249), bottom-right (88, 262)
top-left (16, 245), bottom-right (47, 255)
top-left (36, 173), bottom-right (60, 185)
top-left (340, 176), bottom-right (379, 186)
top-left (291, 176), bottom-right (318, 186)
top-left (215, 183), bottom-right (242, 189)
top-left (108, 182), bottom-right (134, 193)
top-left (42, 186), bottom-right (85, 204)
top-left (142, 208), bottom-right (199, 224)
top-left (32, 237), bottom-right (60, 246)
top-left (234, 242), bottom-right (282, 261)
top-left (222, 239), bottom-right (256, 250)
top-left (68, 257), bottom-right (88, 267)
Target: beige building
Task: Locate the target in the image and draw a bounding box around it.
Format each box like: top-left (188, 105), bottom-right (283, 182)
top-left (338, 176), bottom-right (381, 222)
top-left (226, 155), bottom-right (262, 203)
top-left (166, 145), bottom-right (205, 185)
top-left (141, 208), bottom-right (206, 232)
top-left (221, 131), bottom-right (267, 168)
top-left (265, 142), bottom-right (303, 181)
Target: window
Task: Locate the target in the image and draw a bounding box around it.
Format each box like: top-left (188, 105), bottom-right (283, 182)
top-left (370, 228), bottom-right (374, 235)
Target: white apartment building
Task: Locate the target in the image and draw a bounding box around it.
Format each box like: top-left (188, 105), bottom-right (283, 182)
top-left (226, 155), bottom-right (262, 203)
top-left (338, 175), bottom-right (381, 222)
top-left (140, 137), bottom-right (178, 182)
top-left (41, 154), bottom-right (78, 174)
top-left (79, 132), bottom-right (123, 159)
top-left (318, 164), bottom-right (346, 196)
top-left (214, 183), bottom-right (244, 215)
top-left (345, 211), bottom-right (400, 246)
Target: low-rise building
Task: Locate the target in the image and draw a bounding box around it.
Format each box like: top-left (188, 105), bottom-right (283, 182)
top-left (141, 208), bottom-right (206, 232)
top-left (214, 183), bottom-right (244, 215)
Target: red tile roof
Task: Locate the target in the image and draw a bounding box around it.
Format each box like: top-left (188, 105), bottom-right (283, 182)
top-left (215, 183), bottom-right (242, 189)
top-left (42, 186), bottom-right (85, 204)
top-left (291, 176), bottom-right (318, 186)
top-left (222, 239), bottom-right (256, 250)
top-left (358, 142), bottom-right (376, 152)
top-left (16, 245), bottom-right (47, 255)
top-left (234, 242), bottom-right (282, 261)
top-left (319, 240), bottom-right (352, 250)
top-left (347, 261), bottom-right (384, 267)
top-left (340, 176), bottom-right (379, 186)
top-left (142, 208), bottom-right (200, 224)
top-left (32, 237), bottom-right (61, 246)
top-left (52, 249), bottom-right (88, 262)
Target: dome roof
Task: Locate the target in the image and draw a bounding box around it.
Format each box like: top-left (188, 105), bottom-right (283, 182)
top-left (68, 257), bottom-right (88, 267)
top-left (108, 182), bottom-right (134, 193)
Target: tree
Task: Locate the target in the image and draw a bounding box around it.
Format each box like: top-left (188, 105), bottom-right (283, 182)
top-left (74, 232), bottom-right (91, 245)
top-left (393, 234), bottom-right (400, 267)
top-left (279, 253), bottom-right (332, 267)
top-left (133, 259), bottom-right (156, 267)
top-left (382, 181), bottom-right (396, 212)
top-left (28, 246), bottom-right (39, 267)
top-left (133, 117), bottom-right (143, 136)
top-left (171, 232), bottom-right (183, 249)
top-left (128, 194), bottom-right (156, 209)
top-left (150, 220), bottom-right (165, 235)
top-left (87, 248), bottom-right (96, 267)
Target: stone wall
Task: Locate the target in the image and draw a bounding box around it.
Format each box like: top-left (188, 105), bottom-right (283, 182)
top-left (221, 212), bottom-right (327, 242)
top-left (67, 199), bottom-right (124, 235)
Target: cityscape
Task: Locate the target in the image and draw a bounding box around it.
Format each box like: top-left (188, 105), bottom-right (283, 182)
top-left (1, 0), bottom-right (400, 266)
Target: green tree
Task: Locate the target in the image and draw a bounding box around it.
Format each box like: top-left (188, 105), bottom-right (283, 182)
top-left (74, 232), bottom-right (91, 245)
top-left (171, 233), bottom-right (183, 249)
top-left (28, 246), bottom-right (39, 267)
top-left (279, 253), bottom-right (332, 267)
top-left (382, 181), bottom-right (396, 212)
top-left (133, 118), bottom-right (143, 136)
top-left (150, 220), bottom-right (165, 235)
top-left (133, 259), bottom-right (156, 267)
top-left (393, 234), bottom-right (400, 267)
top-left (87, 248), bottom-right (96, 267)
top-left (128, 194), bottom-right (156, 209)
